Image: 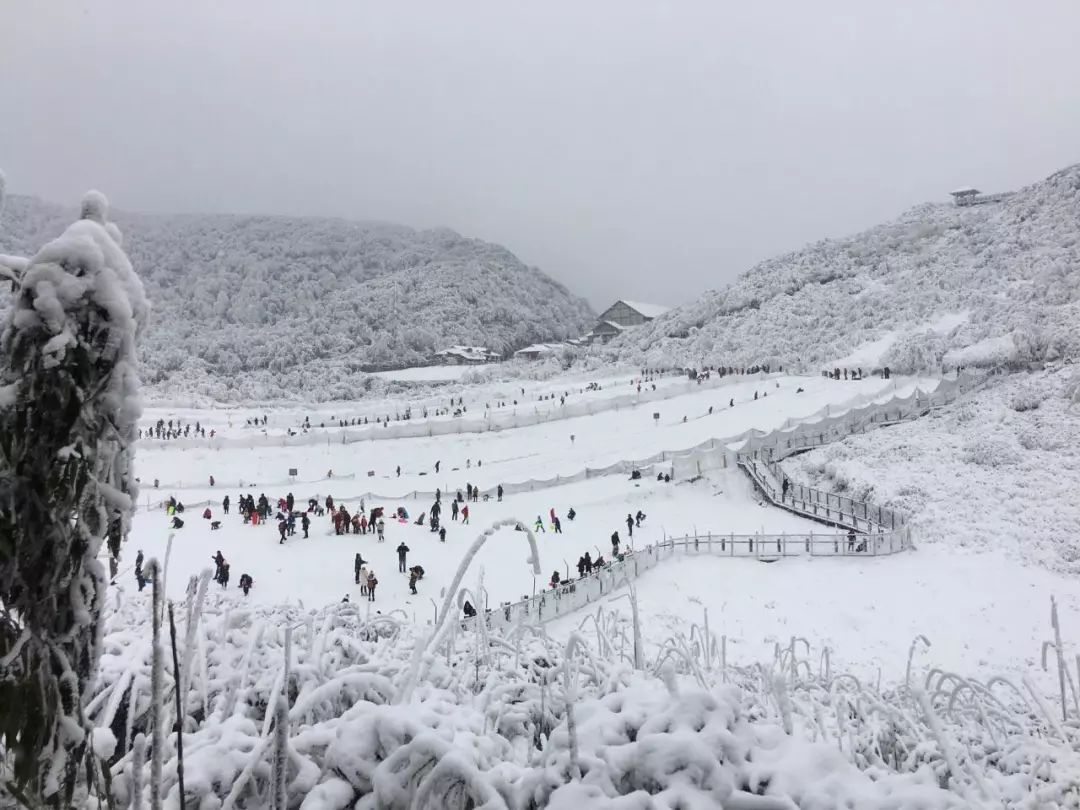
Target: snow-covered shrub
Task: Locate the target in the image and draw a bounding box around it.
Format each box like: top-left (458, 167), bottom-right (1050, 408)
top-left (881, 330), bottom-right (947, 375)
top-left (960, 434), bottom-right (1022, 468)
top-left (1008, 387), bottom-right (1042, 412)
top-left (1016, 423), bottom-right (1062, 451)
top-left (0, 190), bottom-right (146, 804)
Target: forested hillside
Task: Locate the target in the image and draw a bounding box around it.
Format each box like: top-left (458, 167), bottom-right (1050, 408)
top-left (598, 165), bottom-right (1080, 373)
top-left (0, 195), bottom-right (594, 400)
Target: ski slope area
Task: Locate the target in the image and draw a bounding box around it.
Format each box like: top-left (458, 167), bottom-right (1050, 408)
top-left (135, 374), bottom-right (903, 492)
top-left (130, 470), bottom-right (825, 611)
top-left (106, 364), bottom-right (1080, 809)
top-left (139, 366), bottom-right (706, 436)
top-left (122, 366), bottom-right (1080, 688)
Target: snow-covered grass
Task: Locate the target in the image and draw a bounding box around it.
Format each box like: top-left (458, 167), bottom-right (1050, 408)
top-left (91, 567), bottom-right (1080, 808)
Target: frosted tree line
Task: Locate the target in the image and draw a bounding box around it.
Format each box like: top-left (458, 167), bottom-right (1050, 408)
top-left (599, 163), bottom-right (1080, 375)
top-left (0, 194), bottom-right (595, 403)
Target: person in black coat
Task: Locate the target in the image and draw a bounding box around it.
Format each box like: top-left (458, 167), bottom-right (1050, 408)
top-left (354, 552), bottom-right (367, 584)
top-left (397, 542), bottom-right (410, 573)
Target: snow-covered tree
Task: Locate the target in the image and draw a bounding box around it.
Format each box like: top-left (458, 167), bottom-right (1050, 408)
top-left (0, 191), bottom-right (146, 804)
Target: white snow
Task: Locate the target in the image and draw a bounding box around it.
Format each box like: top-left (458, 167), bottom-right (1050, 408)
top-left (366, 364), bottom-right (477, 382)
top-left (77, 361), bottom-right (1080, 807)
top-left (616, 300), bottom-right (670, 319)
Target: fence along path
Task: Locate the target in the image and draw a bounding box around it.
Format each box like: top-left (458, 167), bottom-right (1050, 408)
top-left (140, 371), bottom-right (768, 451)
top-left (144, 373), bottom-right (979, 512)
top-left (461, 371), bottom-right (988, 630)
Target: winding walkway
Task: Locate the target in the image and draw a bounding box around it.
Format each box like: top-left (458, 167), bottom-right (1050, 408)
top-left (467, 371), bottom-right (988, 629)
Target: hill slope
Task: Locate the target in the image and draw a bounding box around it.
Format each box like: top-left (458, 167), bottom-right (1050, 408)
top-left (0, 195), bottom-right (594, 400)
top-left (600, 164), bottom-right (1080, 373)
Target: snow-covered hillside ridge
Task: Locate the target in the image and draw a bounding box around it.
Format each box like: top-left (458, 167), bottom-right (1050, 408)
top-left (0, 194), bottom-right (595, 399)
top-left (599, 164), bottom-right (1080, 373)
top-left (781, 365), bottom-right (1080, 575)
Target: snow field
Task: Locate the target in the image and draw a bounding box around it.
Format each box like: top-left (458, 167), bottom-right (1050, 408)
top-left (135, 374), bottom-right (900, 492)
top-left (139, 366), bottom-right (704, 439)
top-left (565, 544), bottom-right (1080, 689)
top-left (129, 469), bottom-right (825, 611)
top-left (97, 365), bottom-right (1080, 808)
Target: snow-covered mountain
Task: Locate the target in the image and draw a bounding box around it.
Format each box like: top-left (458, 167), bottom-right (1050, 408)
top-left (0, 194), bottom-right (595, 400)
top-left (599, 164), bottom-right (1080, 373)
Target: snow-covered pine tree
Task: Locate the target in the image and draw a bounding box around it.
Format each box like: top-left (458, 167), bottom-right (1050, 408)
top-left (0, 190), bottom-right (147, 805)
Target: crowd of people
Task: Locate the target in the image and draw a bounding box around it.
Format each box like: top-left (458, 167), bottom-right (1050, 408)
top-left (140, 418), bottom-right (215, 441)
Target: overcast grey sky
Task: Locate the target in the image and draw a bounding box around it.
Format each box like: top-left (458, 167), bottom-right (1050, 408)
top-left (2, 1), bottom-right (1078, 309)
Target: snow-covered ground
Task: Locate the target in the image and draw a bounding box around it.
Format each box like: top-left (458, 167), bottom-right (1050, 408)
top-left (562, 544), bottom-right (1080, 686)
top-left (124, 367), bottom-right (1080, 689)
top-left (98, 364), bottom-right (1080, 808)
top-left (782, 367), bottom-right (1080, 575)
top-left (365, 364), bottom-right (478, 382)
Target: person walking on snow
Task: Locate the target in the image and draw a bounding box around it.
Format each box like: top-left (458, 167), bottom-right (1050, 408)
top-left (626, 514), bottom-right (634, 536)
top-left (611, 532), bottom-right (621, 556)
top-left (534, 516), bottom-right (545, 533)
top-left (223, 495), bottom-right (230, 515)
top-left (461, 504), bottom-right (469, 524)
top-left (359, 566), bottom-right (370, 595)
top-left (135, 550), bottom-right (145, 591)
top-left (452, 500), bottom-right (459, 521)
top-left (239, 573), bottom-right (253, 596)
top-left (583, 552), bottom-right (592, 574)
top-left (301, 512), bottom-right (310, 538)
top-left (367, 571), bottom-right (378, 601)
top-left (553, 516), bottom-right (562, 534)
top-left (377, 519), bottom-right (385, 542)
top-left (354, 552), bottom-right (368, 584)
top-left (409, 568), bottom-right (419, 595)
top-left (439, 526), bottom-right (446, 542)
top-left (212, 551), bottom-right (224, 581)
top-left (397, 542), bottom-right (410, 573)
top-left (278, 519), bottom-right (288, 544)
top-left (497, 484), bottom-right (503, 502)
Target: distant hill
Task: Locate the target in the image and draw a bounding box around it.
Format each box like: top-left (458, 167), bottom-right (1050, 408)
top-left (0, 195), bottom-right (595, 401)
top-left (597, 165), bottom-right (1080, 374)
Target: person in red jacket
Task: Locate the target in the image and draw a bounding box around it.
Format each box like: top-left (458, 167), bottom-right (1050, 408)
top-left (461, 504), bottom-right (469, 525)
